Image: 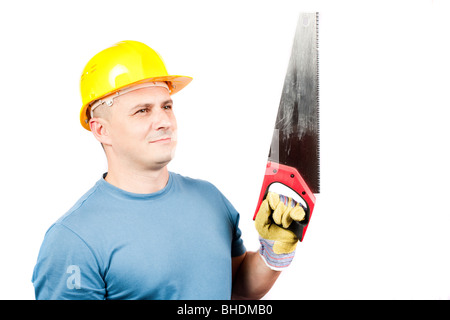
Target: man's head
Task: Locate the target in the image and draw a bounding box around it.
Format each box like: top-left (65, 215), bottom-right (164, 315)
top-left (79, 40), bottom-right (192, 171)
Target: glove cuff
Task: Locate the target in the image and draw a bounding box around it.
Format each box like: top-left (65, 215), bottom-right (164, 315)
top-left (258, 237), bottom-right (296, 271)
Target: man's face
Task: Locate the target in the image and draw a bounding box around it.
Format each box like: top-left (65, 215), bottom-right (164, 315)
top-left (105, 86), bottom-right (178, 171)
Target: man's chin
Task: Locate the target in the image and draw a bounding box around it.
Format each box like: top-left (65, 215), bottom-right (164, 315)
top-left (146, 154), bottom-right (175, 171)
top-left (141, 145), bottom-right (176, 170)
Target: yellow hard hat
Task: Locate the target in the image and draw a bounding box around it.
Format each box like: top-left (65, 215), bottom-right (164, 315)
top-left (79, 40), bottom-right (192, 131)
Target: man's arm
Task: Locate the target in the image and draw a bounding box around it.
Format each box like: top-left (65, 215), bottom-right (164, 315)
top-left (231, 192), bottom-right (304, 299)
top-left (231, 251), bottom-right (280, 300)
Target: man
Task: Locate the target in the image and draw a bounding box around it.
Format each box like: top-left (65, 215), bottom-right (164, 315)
top-left (32, 40), bottom-right (304, 299)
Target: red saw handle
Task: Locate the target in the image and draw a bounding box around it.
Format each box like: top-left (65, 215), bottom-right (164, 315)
top-left (253, 161), bottom-right (316, 242)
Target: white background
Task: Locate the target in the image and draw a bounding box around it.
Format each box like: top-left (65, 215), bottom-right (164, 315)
top-left (1, 0), bottom-right (450, 300)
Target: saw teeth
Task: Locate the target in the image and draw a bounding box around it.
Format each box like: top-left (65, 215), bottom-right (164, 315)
top-left (316, 12), bottom-right (320, 193)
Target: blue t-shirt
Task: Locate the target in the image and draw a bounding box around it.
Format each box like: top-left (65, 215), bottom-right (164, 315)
top-left (32, 172), bottom-right (246, 300)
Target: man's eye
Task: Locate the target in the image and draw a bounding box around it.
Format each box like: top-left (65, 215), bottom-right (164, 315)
top-left (163, 105), bottom-right (172, 110)
top-left (136, 108), bottom-right (149, 114)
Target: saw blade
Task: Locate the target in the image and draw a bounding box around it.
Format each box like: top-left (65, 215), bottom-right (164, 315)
top-left (268, 12), bottom-right (320, 193)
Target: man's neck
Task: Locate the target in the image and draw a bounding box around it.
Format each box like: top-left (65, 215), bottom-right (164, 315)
top-left (104, 166), bottom-right (170, 194)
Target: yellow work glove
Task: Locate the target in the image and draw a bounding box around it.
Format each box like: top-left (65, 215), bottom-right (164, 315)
top-left (255, 191), bottom-right (306, 270)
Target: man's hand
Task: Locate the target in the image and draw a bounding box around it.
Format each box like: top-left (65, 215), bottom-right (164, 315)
top-left (232, 192), bottom-right (305, 298)
top-left (254, 192), bottom-right (305, 270)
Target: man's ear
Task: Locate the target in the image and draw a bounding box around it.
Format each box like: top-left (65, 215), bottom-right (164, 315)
top-left (89, 118), bottom-right (112, 146)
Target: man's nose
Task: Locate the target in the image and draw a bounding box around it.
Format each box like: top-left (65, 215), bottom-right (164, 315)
top-left (152, 108), bottom-right (173, 130)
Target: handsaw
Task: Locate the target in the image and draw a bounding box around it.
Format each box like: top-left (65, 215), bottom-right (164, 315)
top-left (253, 12), bottom-right (319, 242)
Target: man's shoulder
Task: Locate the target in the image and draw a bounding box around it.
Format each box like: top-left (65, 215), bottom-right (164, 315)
top-left (55, 180), bottom-right (104, 227)
top-left (171, 172), bottom-right (221, 193)
top-left (170, 172), bottom-right (236, 213)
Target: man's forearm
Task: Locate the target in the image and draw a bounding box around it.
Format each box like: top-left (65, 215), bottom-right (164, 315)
top-left (232, 251), bottom-right (281, 300)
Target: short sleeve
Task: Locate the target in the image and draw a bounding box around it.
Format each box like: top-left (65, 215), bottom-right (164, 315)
top-left (231, 214), bottom-right (246, 257)
top-left (32, 223), bottom-right (106, 300)
top-left (220, 195), bottom-right (247, 257)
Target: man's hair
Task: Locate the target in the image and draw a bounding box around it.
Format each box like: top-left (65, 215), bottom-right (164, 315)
top-left (89, 103), bottom-right (113, 151)
top-left (90, 103), bottom-right (112, 121)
